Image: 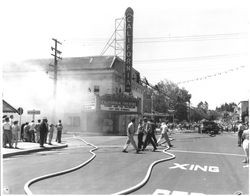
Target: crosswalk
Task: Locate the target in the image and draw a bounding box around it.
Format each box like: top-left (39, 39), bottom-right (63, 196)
top-left (153, 189), bottom-right (205, 195)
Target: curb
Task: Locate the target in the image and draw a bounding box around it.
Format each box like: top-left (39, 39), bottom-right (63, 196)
top-left (3, 144), bottom-right (68, 158)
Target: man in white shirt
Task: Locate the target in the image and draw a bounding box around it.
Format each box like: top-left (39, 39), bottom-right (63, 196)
top-left (157, 121), bottom-right (173, 148)
top-left (29, 120), bottom-right (36, 143)
top-left (122, 118), bottom-right (139, 153)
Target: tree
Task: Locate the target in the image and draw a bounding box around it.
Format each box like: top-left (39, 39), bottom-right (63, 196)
top-left (153, 79), bottom-right (191, 121)
top-left (216, 102), bottom-right (237, 112)
top-left (197, 101), bottom-right (209, 112)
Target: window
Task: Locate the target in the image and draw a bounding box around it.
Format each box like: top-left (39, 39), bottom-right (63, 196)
top-left (68, 116), bottom-right (80, 127)
top-left (94, 85), bottom-right (100, 93)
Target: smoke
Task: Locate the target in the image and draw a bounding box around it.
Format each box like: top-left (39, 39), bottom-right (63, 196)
top-left (2, 58), bottom-right (93, 126)
top-left (3, 59), bottom-right (53, 122)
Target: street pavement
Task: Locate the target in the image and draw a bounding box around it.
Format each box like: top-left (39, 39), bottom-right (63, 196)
top-left (2, 132), bottom-right (249, 195)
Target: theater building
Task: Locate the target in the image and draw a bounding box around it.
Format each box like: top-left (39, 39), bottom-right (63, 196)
top-left (56, 55), bottom-right (145, 135)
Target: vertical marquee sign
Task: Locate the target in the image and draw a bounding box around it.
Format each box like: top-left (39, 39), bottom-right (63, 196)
top-left (124, 7), bottom-right (134, 92)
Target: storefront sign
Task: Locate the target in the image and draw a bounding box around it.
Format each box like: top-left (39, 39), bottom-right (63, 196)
top-left (124, 7), bottom-right (134, 92)
top-left (99, 94), bottom-right (138, 113)
top-left (100, 100), bottom-right (137, 112)
top-left (83, 94), bottom-right (96, 111)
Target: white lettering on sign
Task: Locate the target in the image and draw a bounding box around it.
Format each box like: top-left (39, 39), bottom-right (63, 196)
top-left (169, 163), bottom-right (219, 173)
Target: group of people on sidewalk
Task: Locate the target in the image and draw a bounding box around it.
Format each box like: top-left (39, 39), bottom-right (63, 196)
top-left (2, 115), bottom-right (63, 149)
top-left (122, 117), bottom-right (173, 153)
top-left (2, 115), bottom-right (19, 148)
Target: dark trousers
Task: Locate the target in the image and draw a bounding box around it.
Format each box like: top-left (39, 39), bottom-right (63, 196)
top-left (44, 131), bottom-right (48, 143)
top-left (30, 130), bottom-right (35, 143)
top-left (138, 132), bottom-right (144, 149)
top-left (3, 130), bottom-right (12, 147)
top-left (152, 131), bottom-right (158, 145)
top-left (40, 132), bottom-right (45, 147)
top-left (143, 133), bottom-right (157, 150)
top-left (56, 131), bottom-right (62, 143)
top-left (147, 131), bottom-right (158, 146)
top-left (238, 131), bottom-right (243, 146)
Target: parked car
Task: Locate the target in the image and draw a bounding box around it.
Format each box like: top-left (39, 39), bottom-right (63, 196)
top-left (201, 121), bottom-right (221, 134)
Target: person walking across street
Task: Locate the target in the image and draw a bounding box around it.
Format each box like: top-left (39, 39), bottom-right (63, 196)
top-left (40, 117), bottom-right (48, 147)
top-left (151, 119), bottom-right (158, 146)
top-left (142, 119), bottom-right (157, 151)
top-left (12, 120), bottom-right (20, 148)
top-left (122, 118), bottom-right (139, 153)
top-left (157, 121), bottom-right (173, 148)
top-left (48, 124), bottom-right (55, 145)
top-left (56, 120), bottom-right (63, 143)
top-left (3, 117), bottom-right (13, 148)
top-left (137, 118), bottom-right (145, 150)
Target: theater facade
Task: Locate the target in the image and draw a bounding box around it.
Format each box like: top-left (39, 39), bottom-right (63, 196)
top-left (57, 55), bottom-right (145, 135)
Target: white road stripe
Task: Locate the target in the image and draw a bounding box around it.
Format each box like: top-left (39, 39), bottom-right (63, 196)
top-left (66, 145), bottom-right (245, 157)
top-left (169, 149), bottom-right (245, 157)
top-left (153, 189), bottom-right (205, 195)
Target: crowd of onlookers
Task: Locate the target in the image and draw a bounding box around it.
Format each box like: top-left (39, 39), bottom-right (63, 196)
top-left (2, 114), bottom-right (63, 149)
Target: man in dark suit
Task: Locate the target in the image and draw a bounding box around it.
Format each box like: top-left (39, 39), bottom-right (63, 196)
top-left (39, 117), bottom-right (48, 147)
top-left (142, 119), bottom-right (157, 151)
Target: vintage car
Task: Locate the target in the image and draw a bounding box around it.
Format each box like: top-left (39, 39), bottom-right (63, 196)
top-left (201, 121), bottom-right (221, 134)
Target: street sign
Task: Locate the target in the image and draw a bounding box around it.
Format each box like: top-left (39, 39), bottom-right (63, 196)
top-left (27, 109), bottom-right (41, 121)
top-left (27, 110), bottom-right (40, 115)
top-left (17, 107), bottom-right (24, 115)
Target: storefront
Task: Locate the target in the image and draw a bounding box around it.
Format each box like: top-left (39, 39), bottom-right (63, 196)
top-left (81, 93), bottom-right (141, 135)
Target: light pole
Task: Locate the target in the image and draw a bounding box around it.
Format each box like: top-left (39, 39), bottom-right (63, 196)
top-left (168, 109), bottom-right (175, 123)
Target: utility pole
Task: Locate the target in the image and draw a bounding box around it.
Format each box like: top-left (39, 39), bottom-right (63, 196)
top-left (51, 38), bottom-right (62, 123)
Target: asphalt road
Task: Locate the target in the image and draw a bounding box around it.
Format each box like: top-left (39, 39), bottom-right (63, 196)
top-left (2, 132), bottom-right (249, 195)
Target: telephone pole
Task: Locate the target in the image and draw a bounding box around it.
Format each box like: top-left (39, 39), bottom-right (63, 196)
top-left (51, 38), bottom-right (62, 123)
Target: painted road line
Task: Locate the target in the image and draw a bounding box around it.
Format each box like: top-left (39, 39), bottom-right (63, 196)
top-left (169, 149), bottom-right (245, 157)
top-left (153, 189), bottom-right (205, 195)
top-left (153, 189), bottom-right (171, 195)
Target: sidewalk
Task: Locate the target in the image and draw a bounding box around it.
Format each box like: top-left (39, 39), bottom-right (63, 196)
top-left (2, 141), bottom-right (68, 158)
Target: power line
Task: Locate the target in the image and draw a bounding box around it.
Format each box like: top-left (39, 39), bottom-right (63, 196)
top-left (134, 53), bottom-right (246, 63)
top-left (176, 65), bottom-right (246, 85)
top-left (64, 32), bottom-right (247, 44)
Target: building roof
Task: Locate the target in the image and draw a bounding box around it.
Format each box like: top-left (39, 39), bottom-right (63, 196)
top-left (58, 56), bottom-right (116, 71)
top-left (2, 100), bottom-right (18, 113)
top-left (3, 55), bottom-right (141, 77)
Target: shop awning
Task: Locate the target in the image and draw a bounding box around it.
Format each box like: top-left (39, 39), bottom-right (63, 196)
top-left (2, 100), bottom-right (18, 113)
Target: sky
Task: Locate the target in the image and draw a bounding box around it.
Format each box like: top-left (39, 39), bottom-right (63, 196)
top-left (1, 0), bottom-right (249, 110)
